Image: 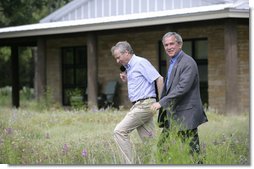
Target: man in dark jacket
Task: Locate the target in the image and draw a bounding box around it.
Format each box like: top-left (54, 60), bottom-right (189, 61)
top-left (151, 32), bottom-right (208, 163)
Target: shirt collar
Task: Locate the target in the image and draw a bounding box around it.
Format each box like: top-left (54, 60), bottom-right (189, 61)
top-left (124, 54), bottom-right (136, 70)
top-left (170, 50), bottom-right (182, 63)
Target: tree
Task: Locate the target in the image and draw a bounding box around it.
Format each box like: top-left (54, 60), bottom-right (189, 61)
top-left (0, 0), bottom-right (72, 88)
top-left (0, 0), bottom-right (71, 27)
top-left (0, 47), bottom-right (11, 86)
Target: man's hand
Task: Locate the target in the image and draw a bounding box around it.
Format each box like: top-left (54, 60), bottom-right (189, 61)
top-left (150, 102), bottom-right (161, 111)
top-left (120, 72), bottom-right (127, 82)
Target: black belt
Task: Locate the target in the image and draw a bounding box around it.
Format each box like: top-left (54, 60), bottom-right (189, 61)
top-left (132, 97), bottom-right (156, 105)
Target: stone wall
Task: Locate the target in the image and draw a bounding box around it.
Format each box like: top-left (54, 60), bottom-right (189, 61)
top-left (237, 23), bottom-right (249, 113)
top-left (46, 36), bottom-right (87, 103)
top-left (45, 19), bottom-right (249, 113)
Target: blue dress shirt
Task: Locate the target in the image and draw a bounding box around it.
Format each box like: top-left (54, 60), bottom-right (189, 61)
top-left (166, 50), bottom-right (182, 89)
top-left (124, 55), bottom-right (161, 102)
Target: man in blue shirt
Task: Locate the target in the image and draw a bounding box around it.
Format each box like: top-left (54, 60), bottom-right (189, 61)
top-left (112, 41), bottom-right (163, 164)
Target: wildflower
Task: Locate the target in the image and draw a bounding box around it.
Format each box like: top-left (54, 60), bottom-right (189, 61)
top-left (62, 144), bottom-right (69, 154)
top-left (148, 131), bottom-right (153, 137)
top-left (144, 129), bottom-right (153, 138)
top-left (45, 133), bottom-right (50, 139)
top-left (82, 148), bottom-right (87, 157)
top-left (5, 128), bottom-right (12, 135)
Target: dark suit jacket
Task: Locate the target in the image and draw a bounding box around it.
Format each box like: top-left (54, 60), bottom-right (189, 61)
top-left (158, 51), bottom-right (208, 130)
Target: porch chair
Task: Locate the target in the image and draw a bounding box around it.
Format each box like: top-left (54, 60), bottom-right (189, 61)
top-left (97, 80), bottom-right (119, 109)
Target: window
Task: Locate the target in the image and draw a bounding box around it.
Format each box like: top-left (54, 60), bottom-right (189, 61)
top-left (62, 46), bottom-right (87, 105)
top-left (158, 38), bottom-right (208, 105)
top-left (158, 42), bottom-right (168, 78)
top-left (183, 39), bottom-right (208, 105)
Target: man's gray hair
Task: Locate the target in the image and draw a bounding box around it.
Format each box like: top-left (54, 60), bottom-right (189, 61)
top-left (111, 41), bottom-right (134, 55)
top-left (162, 32), bottom-right (183, 45)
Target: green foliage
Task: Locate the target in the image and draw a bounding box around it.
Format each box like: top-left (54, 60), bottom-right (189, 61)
top-left (20, 86), bottom-right (34, 100)
top-left (19, 48), bottom-right (34, 88)
top-left (36, 87), bottom-right (56, 111)
top-left (0, 0), bottom-right (71, 27)
top-left (0, 47), bottom-right (11, 61)
top-left (0, 86), bottom-right (12, 96)
top-left (0, 137), bottom-right (20, 163)
top-left (0, 103), bottom-right (250, 165)
top-left (0, 48), bottom-right (11, 86)
top-left (0, 47), bottom-right (34, 88)
top-left (0, 0), bottom-right (72, 89)
top-left (0, 86), bottom-right (34, 107)
top-left (198, 112), bottom-right (250, 165)
top-left (67, 88), bottom-right (86, 110)
top-left (0, 92), bottom-right (250, 164)
top-left (0, 86), bottom-right (12, 106)
top-left (156, 131), bottom-right (195, 164)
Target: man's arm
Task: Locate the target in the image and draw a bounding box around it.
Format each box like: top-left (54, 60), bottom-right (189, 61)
top-left (156, 76), bottom-right (164, 99)
top-left (120, 72), bottom-right (127, 83)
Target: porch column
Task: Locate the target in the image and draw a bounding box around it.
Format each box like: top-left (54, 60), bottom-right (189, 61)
top-left (87, 33), bottom-right (98, 109)
top-left (11, 45), bottom-right (19, 108)
top-left (34, 38), bottom-right (46, 101)
top-left (224, 19), bottom-right (239, 114)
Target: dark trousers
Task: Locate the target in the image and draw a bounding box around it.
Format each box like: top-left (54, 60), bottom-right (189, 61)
top-left (177, 128), bottom-right (200, 155)
top-left (157, 128), bottom-right (201, 163)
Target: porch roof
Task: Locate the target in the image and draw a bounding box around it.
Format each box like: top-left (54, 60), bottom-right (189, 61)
top-left (0, 2), bottom-right (249, 39)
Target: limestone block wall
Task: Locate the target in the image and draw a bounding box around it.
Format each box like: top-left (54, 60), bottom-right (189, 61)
top-left (44, 19), bottom-right (249, 113)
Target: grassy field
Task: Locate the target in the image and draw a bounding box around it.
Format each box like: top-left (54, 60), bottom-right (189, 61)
top-left (0, 97), bottom-right (250, 165)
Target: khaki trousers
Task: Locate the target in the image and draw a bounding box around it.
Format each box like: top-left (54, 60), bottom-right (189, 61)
top-left (113, 98), bottom-right (156, 164)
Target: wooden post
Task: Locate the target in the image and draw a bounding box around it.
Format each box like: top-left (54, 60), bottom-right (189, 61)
top-left (224, 19), bottom-right (239, 114)
top-left (87, 33), bottom-right (98, 109)
top-left (11, 45), bottom-right (19, 108)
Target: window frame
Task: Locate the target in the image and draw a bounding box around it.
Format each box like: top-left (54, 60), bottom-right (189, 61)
top-left (158, 38), bottom-right (208, 105)
top-left (61, 46), bottom-right (87, 106)
top-left (182, 38), bottom-right (208, 104)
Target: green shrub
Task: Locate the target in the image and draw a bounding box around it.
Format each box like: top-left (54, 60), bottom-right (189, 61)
top-left (0, 107), bottom-right (250, 165)
top-left (67, 88), bottom-right (86, 110)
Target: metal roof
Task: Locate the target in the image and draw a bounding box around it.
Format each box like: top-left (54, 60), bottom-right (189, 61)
top-left (40, 0), bottom-right (249, 23)
top-left (0, 0), bottom-right (249, 39)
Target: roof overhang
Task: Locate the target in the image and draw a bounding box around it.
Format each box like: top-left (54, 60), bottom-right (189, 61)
top-left (0, 4), bottom-right (249, 39)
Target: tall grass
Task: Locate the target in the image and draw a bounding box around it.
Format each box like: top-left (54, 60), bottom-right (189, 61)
top-left (0, 90), bottom-right (250, 165)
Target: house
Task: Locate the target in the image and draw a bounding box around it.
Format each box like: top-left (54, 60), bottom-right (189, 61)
top-left (0, 0), bottom-right (249, 114)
